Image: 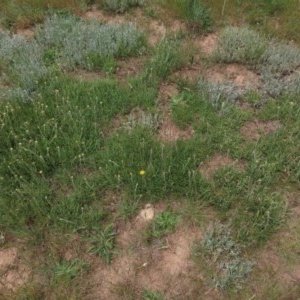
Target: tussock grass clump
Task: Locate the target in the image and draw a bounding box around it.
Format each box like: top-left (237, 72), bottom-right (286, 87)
top-left (212, 27), bottom-right (268, 66)
top-left (145, 37), bottom-right (184, 80)
top-left (102, 0), bottom-right (144, 13)
top-left (165, 0), bottom-right (212, 32)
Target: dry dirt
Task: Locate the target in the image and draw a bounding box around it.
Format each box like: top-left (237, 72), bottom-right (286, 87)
top-left (199, 154), bottom-right (245, 180)
top-left (195, 32), bottom-right (218, 56)
top-left (157, 82), bottom-right (194, 142)
top-left (0, 247), bottom-right (30, 292)
top-left (158, 116), bottom-right (195, 142)
top-left (172, 64), bottom-right (204, 83)
top-left (206, 63), bottom-right (261, 88)
top-left (89, 203), bottom-right (203, 299)
top-left (241, 119), bottom-right (282, 141)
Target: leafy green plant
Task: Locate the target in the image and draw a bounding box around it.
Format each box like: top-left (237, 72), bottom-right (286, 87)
top-left (150, 209), bottom-right (178, 239)
top-left (53, 258), bottom-right (89, 284)
top-left (143, 290), bottom-right (164, 300)
top-left (87, 224), bottom-right (116, 264)
top-left (194, 221), bottom-right (254, 290)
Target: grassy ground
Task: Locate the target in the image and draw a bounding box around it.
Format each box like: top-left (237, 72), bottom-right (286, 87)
top-left (1, 0), bottom-right (300, 299)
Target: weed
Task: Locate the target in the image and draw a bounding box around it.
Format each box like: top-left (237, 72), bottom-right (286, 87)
top-left (143, 289), bottom-right (165, 300)
top-left (194, 221), bottom-right (254, 290)
top-left (53, 258), bottom-right (89, 284)
top-left (87, 224), bottom-right (116, 264)
top-left (150, 209), bottom-right (178, 239)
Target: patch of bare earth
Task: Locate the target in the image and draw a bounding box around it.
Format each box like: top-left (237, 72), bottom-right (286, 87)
top-left (158, 82), bottom-right (179, 110)
top-left (241, 119), bottom-right (282, 141)
top-left (84, 5), bottom-right (128, 25)
top-left (71, 69), bottom-right (107, 82)
top-left (89, 203), bottom-right (206, 299)
top-left (115, 56), bottom-right (147, 81)
top-left (195, 32), bottom-right (218, 56)
top-left (156, 82), bottom-right (194, 142)
top-left (206, 64), bottom-right (261, 88)
top-left (15, 28), bottom-right (35, 39)
top-left (199, 154), bottom-right (245, 180)
top-left (172, 64), bottom-right (203, 83)
top-left (158, 116), bottom-right (194, 142)
top-left (0, 247), bottom-right (30, 292)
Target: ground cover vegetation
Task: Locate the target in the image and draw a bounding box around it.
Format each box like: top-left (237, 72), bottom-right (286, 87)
top-left (1, 0), bottom-right (300, 299)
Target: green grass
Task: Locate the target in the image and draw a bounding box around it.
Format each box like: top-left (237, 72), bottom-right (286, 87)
top-left (164, 0), bottom-right (212, 32)
top-left (1, 1), bottom-right (300, 298)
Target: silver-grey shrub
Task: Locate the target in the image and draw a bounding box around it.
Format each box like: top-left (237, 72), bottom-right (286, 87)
top-left (212, 27), bottom-right (268, 66)
top-left (0, 32), bottom-right (47, 91)
top-left (261, 71), bottom-right (300, 98)
top-left (198, 80), bottom-right (247, 109)
top-left (262, 42), bottom-right (300, 73)
top-left (35, 15), bottom-right (145, 70)
top-left (195, 221), bottom-right (254, 290)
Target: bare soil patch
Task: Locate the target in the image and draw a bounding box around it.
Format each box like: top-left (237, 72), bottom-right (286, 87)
top-left (147, 19), bottom-right (167, 46)
top-left (195, 33), bottom-right (218, 56)
top-left (206, 64), bottom-right (261, 88)
top-left (199, 154), bottom-right (245, 180)
top-left (158, 116), bottom-right (194, 142)
top-left (84, 5), bottom-right (128, 25)
top-left (89, 216), bottom-right (203, 299)
top-left (158, 82), bottom-right (179, 112)
top-left (0, 247), bottom-right (30, 292)
top-left (15, 28), bottom-right (35, 39)
top-left (115, 56), bottom-right (147, 81)
top-left (172, 64), bottom-right (203, 83)
top-left (71, 69), bottom-right (107, 82)
top-left (241, 119), bottom-right (282, 141)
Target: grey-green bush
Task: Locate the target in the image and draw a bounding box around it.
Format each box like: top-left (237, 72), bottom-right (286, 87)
top-left (212, 27), bottom-right (268, 66)
top-left (36, 15), bottom-right (145, 70)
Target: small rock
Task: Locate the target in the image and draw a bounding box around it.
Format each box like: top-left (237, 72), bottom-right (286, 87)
top-left (139, 204), bottom-right (154, 221)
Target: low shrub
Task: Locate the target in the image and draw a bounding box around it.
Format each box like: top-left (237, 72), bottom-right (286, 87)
top-left (194, 221), bottom-right (254, 290)
top-left (212, 27), bottom-right (268, 66)
top-left (36, 14), bottom-right (145, 70)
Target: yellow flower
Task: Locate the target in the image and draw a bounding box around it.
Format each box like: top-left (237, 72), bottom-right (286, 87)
top-left (139, 169), bottom-right (146, 176)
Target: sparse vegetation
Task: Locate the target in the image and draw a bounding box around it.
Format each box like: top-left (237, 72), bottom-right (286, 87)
top-left (102, 0), bottom-right (144, 13)
top-left (165, 0), bottom-right (212, 32)
top-left (1, 0), bottom-right (300, 298)
top-left (194, 222), bottom-right (254, 290)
